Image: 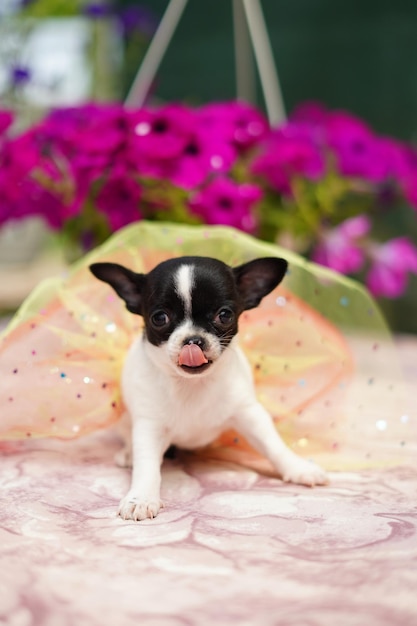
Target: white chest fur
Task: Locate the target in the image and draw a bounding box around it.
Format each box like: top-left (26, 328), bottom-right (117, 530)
top-left (121, 335), bottom-right (254, 450)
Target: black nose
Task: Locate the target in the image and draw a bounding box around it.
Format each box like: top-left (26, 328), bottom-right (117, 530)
top-left (184, 336), bottom-right (205, 349)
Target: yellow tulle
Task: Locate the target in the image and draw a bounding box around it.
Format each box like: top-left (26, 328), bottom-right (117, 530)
top-left (0, 221), bottom-right (411, 470)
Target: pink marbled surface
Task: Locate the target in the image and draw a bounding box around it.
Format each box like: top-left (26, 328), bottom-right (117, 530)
top-left (0, 334), bottom-right (416, 626)
top-left (1, 431), bottom-right (416, 626)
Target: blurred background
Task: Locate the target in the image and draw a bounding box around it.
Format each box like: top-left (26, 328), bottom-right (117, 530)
top-left (1, 0), bottom-right (416, 333)
top-left (120, 0), bottom-right (417, 141)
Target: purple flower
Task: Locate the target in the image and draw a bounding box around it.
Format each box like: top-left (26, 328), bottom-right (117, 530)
top-left (83, 2), bottom-right (111, 18)
top-left (118, 6), bottom-right (157, 36)
top-left (189, 177), bottom-right (262, 232)
top-left (251, 124), bottom-right (324, 194)
top-left (312, 215), bottom-right (371, 274)
top-left (96, 166), bottom-right (142, 231)
top-left (10, 65), bottom-right (31, 87)
top-left (366, 238), bottom-right (417, 298)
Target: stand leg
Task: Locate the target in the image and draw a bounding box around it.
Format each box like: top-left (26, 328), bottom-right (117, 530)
top-left (233, 0), bottom-right (256, 104)
top-left (242, 0), bottom-right (286, 124)
top-left (125, 0), bottom-right (189, 108)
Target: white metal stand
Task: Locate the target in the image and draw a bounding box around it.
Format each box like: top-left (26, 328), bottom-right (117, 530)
top-left (125, 0), bottom-right (286, 125)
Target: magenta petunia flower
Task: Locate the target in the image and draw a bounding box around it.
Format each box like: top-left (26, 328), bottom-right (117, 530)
top-left (0, 166), bottom-right (65, 229)
top-left (198, 101), bottom-right (269, 153)
top-left (380, 139), bottom-right (417, 211)
top-left (312, 215), bottom-right (371, 274)
top-left (188, 177), bottom-right (262, 232)
top-left (290, 103), bottom-right (400, 186)
top-left (127, 103), bottom-right (193, 163)
top-left (251, 124), bottom-right (325, 194)
top-left (366, 238), bottom-right (417, 298)
top-left (37, 104), bottom-right (129, 217)
top-left (324, 111), bottom-right (390, 182)
top-left (43, 104), bottom-right (125, 151)
top-left (0, 111), bottom-right (14, 136)
top-left (1, 98), bottom-right (416, 301)
top-left (290, 101), bottom-right (329, 127)
top-left (128, 104), bottom-right (236, 189)
top-left (0, 132), bottom-right (44, 223)
top-left (96, 166), bottom-right (142, 231)
top-left (24, 182), bottom-right (65, 229)
top-left (167, 129), bottom-right (236, 189)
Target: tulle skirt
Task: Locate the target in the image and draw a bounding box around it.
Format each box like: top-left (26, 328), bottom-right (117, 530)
top-left (1, 222), bottom-right (412, 470)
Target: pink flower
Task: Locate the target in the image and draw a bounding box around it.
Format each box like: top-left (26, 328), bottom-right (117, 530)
top-left (251, 124), bottom-right (324, 194)
top-left (366, 238), bottom-right (417, 298)
top-left (312, 215), bottom-right (371, 274)
top-left (96, 166), bottom-right (142, 231)
top-left (189, 177), bottom-right (262, 232)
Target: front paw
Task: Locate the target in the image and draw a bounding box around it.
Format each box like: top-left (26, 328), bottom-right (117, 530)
top-left (118, 494), bottom-right (163, 521)
top-left (279, 454), bottom-right (329, 487)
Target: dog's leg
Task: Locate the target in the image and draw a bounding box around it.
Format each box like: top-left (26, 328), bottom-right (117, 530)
top-left (233, 403), bottom-right (328, 486)
top-left (118, 420), bottom-right (168, 521)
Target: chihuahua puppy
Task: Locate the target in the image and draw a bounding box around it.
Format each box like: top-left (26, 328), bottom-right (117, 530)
top-left (90, 255), bottom-right (327, 521)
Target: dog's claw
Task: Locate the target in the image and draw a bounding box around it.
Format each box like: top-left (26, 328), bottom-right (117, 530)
top-left (118, 495), bottom-right (163, 521)
top-left (279, 455), bottom-right (328, 487)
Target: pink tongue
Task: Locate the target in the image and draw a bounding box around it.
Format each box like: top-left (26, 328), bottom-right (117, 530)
top-left (178, 344), bottom-right (209, 368)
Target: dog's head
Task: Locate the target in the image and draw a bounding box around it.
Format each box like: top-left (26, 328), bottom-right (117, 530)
top-left (90, 255), bottom-right (287, 377)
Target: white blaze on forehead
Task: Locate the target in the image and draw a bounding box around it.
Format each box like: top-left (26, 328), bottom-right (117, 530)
top-left (175, 264), bottom-right (195, 316)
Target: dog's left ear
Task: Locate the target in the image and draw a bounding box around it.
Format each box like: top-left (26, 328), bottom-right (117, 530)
top-left (233, 257), bottom-right (288, 311)
top-left (89, 262), bottom-right (146, 315)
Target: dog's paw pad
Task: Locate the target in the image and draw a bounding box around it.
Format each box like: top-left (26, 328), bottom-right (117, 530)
top-left (281, 457), bottom-right (328, 487)
top-left (118, 496), bottom-right (163, 521)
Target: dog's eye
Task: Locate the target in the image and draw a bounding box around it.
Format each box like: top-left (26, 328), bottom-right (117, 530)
top-left (215, 308), bottom-right (235, 326)
top-left (150, 311), bottom-right (170, 328)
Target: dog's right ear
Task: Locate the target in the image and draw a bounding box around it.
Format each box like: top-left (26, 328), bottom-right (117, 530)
top-left (89, 262), bottom-right (146, 315)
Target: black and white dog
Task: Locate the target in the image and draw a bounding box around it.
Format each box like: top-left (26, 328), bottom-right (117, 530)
top-left (90, 255), bottom-right (327, 521)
